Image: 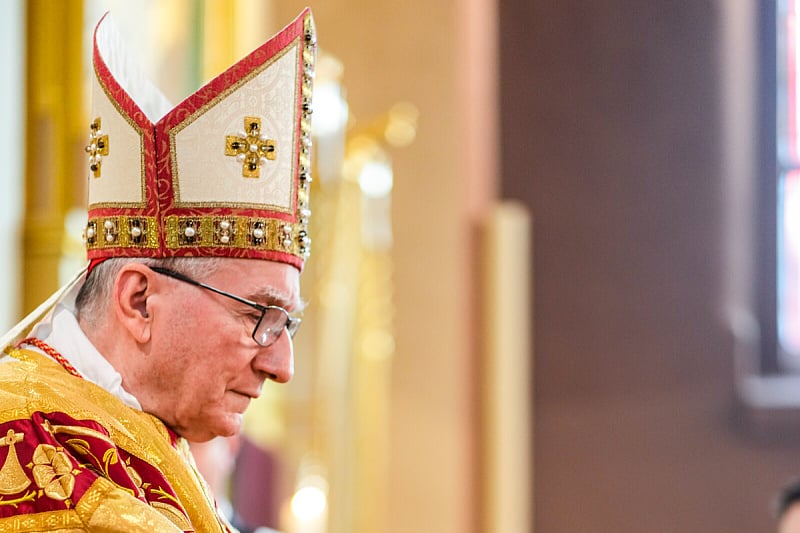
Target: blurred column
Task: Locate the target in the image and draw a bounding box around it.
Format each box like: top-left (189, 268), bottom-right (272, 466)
top-left (481, 203), bottom-right (532, 533)
top-left (23, 0), bottom-right (85, 312)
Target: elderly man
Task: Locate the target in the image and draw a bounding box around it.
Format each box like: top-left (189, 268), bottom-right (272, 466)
top-left (0, 8), bottom-right (315, 532)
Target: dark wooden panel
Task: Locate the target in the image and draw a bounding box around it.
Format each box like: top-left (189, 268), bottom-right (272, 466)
top-left (499, 1), bottom-right (800, 531)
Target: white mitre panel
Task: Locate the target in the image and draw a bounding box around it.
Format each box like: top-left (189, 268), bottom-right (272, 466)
top-left (87, 74), bottom-right (145, 207)
top-left (173, 43), bottom-right (299, 211)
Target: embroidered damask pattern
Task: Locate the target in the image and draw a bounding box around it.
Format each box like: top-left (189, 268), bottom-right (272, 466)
top-left (29, 445), bottom-right (79, 502)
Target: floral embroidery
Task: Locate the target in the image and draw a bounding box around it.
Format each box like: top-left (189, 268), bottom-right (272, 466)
top-left (30, 445), bottom-right (78, 501)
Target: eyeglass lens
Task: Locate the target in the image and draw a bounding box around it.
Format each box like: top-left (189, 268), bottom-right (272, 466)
top-left (255, 307), bottom-right (299, 346)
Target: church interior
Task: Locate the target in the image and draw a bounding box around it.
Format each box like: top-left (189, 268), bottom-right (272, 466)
top-left (1, 1), bottom-right (799, 532)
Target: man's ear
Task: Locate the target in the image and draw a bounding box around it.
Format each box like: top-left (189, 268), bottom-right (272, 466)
top-left (114, 264), bottom-right (156, 343)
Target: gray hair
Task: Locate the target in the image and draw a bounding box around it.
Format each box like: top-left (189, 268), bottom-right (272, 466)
top-left (75, 257), bottom-right (225, 326)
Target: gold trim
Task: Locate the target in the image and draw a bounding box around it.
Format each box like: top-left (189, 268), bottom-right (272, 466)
top-left (0, 508), bottom-right (83, 533)
top-left (164, 215), bottom-right (300, 254)
top-left (85, 216), bottom-right (159, 251)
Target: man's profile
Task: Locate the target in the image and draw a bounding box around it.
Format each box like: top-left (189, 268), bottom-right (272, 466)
top-left (0, 8), bottom-right (316, 531)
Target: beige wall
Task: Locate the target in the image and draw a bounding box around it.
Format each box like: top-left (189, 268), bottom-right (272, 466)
top-left (273, 3), bottom-right (498, 533)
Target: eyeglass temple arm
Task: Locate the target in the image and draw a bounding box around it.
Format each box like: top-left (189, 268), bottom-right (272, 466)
top-left (148, 266), bottom-right (267, 311)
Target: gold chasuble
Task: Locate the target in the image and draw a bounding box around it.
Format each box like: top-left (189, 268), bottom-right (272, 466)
top-left (0, 348), bottom-right (228, 532)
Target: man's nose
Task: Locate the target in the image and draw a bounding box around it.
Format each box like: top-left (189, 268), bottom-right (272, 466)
top-left (254, 331), bottom-right (294, 383)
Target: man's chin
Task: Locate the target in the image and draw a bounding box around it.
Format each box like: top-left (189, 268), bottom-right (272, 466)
top-left (181, 413), bottom-right (244, 442)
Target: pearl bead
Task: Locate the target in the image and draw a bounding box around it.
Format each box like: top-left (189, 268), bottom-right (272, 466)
top-left (105, 234), bottom-right (114, 243)
top-left (104, 220), bottom-right (113, 229)
top-left (283, 238), bottom-right (292, 248)
top-left (184, 227), bottom-right (196, 238)
top-left (253, 228), bottom-right (265, 239)
top-left (220, 220), bottom-right (230, 230)
top-left (220, 235), bottom-right (230, 244)
top-left (282, 225), bottom-right (292, 234)
top-left (86, 227), bottom-right (95, 238)
top-left (249, 144), bottom-right (258, 152)
top-left (237, 154), bottom-right (245, 163)
top-left (131, 227), bottom-right (142, 237)
top-left (259, 157), bottom-right (268, 166)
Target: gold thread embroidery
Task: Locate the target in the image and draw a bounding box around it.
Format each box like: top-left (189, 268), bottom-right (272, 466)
top-left (225, 116), bottom-right (277, 178)
top-left (166, 216), bottom-right (179, 249)
top-left (85, 118), bottom-right (109, 178)
top-left (0, 490), bottom-right (36, 508)
top-left (150, 486), bottom-right (181, 507)
top-left (85, 216), bottom-right (158, 250)
top-left (29, 445), bottom-right (79, 502)
top-left (151, 500), bottom-right (193, 530)
top-left (63, 438), bottom-right (119, 477)
top-left (43, 420), bottom-right (115, 445)
top-left (124, 458), bottom-right (145, 499)
top-left (2, 350), bottom-right (221, 531)
top-left (164, 215), bottom-right (300, 254)
top-left (0, 430), bottom-right (30, 495)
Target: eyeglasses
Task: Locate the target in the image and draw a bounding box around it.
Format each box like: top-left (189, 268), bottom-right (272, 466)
top-left (148, 266), bottom-right (301, 347)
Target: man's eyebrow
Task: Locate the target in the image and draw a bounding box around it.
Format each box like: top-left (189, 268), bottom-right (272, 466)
top-left (248, 287), bottom-right (305, 313)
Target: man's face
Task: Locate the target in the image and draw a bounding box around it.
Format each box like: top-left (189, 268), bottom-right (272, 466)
top-left (142, 258), bottom-right (301, 442)
top-left (780, 503), bottom-right (800, 533)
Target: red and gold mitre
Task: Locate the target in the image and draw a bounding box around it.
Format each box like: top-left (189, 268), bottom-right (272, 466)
top-left (84, 8), bottom-right (316, 271)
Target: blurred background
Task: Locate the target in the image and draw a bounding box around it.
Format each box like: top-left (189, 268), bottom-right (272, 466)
top-left (3, 1), bottom-right (800, 532)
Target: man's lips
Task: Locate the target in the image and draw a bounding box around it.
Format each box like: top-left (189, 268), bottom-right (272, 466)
top-left (231, 389), bottom-right (260, 400)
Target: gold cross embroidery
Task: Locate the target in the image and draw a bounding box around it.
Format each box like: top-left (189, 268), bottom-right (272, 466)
top-left (225, 117), bottom-right (276, 178)
top-left (85, 118), bottom-right (109, 178)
